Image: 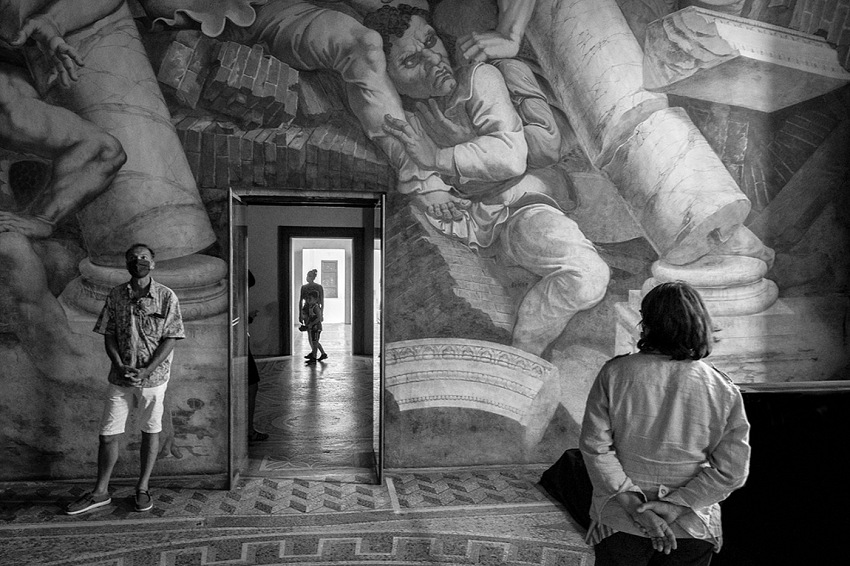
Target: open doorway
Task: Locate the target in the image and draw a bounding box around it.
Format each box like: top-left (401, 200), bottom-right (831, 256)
top-left (230, 197), bottom-right (384, 484)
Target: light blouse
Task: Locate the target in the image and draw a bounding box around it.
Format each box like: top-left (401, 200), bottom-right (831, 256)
top-left (579, 352), bottom-right (751, 550)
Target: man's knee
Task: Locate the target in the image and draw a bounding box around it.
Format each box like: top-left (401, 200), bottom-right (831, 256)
top-left (92, 133), bottom-right (127, 176)
top-left (543, 252), bottom-right (609, 311)
top-left (99, 433), bottom-right (122, 446)
top-left (63, 132), bottom-right (126, 177)
top-left (570, 253), bottom-right (610, 308)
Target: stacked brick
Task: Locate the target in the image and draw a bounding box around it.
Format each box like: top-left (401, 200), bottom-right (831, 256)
top-left (297, 70), bottom-right (350, 125)
top-left (385, 194), bottom-right (515, 344)
top-left (204, 41), bottom-right (299, 128)
top-left (172, 113), bottom-right (395, 191)
top-left (157, 31), bottom-right (299, 129)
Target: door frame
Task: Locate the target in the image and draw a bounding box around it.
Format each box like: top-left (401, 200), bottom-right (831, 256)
top-left (228, 190), bottom-right (249, 489)
top-left (230, 191), bottom-right (385, 484)
top-left (279, 225), bottom-right (374, 356)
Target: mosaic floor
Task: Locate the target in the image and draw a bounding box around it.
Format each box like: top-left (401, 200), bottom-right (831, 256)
top-left (0, 467), bottom-right (594, 566)
top-left (0, 326), bottom-right (594, 565)
top-left (247, 324), bottom-right (380, 478)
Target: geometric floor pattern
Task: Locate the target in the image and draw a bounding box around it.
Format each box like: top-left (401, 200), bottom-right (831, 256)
top-left (0, 467), bottom-right (553, 523)
top-left (0, 328), bottom-right (595, 564)
top-left (0, 466), bottom-right (595, 566)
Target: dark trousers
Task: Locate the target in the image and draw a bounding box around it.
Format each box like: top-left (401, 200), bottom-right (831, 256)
top-left (595, 533), bottom-right (714, 566)
top-left (248, 347), bottom-right (260, 386)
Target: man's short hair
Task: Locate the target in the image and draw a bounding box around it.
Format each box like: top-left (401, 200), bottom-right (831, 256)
top-left (362, 3), bottom-right (431, 57)
top-left (125, 243), bottom-right (155, 261)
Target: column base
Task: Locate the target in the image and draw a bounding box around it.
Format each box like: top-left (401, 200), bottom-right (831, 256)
top-left (645, 255), bottom-right (779, 316)
top-left (60, 254), bottom-right (228, 320)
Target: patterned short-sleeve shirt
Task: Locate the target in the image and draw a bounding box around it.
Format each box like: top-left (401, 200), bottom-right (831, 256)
top-left (93, 278), bottom-right (185, 387)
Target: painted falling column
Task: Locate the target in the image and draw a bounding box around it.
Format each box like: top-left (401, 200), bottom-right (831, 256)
top-left (25, 2), bottom-right (228, 318)
top-left (28, 4), bottom-right (215, 265)
top-left (525, 0), bottom-right (778, 317)
top-left (24, 2), bottom-right (229, 476)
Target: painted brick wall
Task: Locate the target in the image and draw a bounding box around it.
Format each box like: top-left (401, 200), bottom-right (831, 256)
top-left (172, 114), bottom-right (393, 191)
top-left (385, 193), bottom-right (515, 345)
top-left (157, 31), bottom-right (299, 129)
top-left (790, 0), bottom-right (850, 68)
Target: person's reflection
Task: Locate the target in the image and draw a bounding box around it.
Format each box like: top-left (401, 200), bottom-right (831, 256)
top-left (247, 270), bottom-right (268, 442)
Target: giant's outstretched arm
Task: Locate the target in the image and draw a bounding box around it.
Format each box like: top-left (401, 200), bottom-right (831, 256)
top-left (10, 0), bottom-right (124, 86)
top-left (458, 0), bottom-right (538, 63)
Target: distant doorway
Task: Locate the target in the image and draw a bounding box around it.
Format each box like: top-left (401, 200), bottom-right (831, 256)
top-left (290, 237), bottom-right (352, 350)
top-left (279, 226), bottom-right (375, 356)
top-left (231, 197), bottom-right (384, 483)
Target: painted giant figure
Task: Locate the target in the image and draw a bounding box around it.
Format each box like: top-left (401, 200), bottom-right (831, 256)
top-left (1, 0), bottom-right (848, 477)
top-left (1, 0), bottom-right (228, 480)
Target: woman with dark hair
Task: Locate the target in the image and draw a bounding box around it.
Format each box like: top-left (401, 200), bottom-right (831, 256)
top-left (580, 281), bottom-right (751, 566)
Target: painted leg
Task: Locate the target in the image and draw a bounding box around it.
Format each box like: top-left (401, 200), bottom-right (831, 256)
top-left (0, 231), bottom-right (87, 380)
top-left (0, 63), bottom-right (125, 238)
top-left (500, 205), bottom-right (610, 357)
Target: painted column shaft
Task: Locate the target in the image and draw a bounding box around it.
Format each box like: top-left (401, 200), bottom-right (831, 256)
top-left (527, 0), bottom-right (750, 264)
top-left (527, 0), bottom-right (667, 163)
top-left (28, 2), bottom-right (215, 266)
top-left (606, 107), bottom-right (750, 263)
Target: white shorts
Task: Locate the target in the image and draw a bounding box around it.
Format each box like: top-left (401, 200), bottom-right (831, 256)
top-left (99, 382), bottom-right (168, 435)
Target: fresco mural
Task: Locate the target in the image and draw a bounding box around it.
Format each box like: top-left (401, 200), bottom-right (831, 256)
top-left (0, 0), bottom-right (229, 481)
top-left (1, 0), bottom-right (849, 479)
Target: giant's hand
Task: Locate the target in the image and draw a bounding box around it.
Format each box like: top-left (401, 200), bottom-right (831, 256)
top-left (415, 100), bottom-right (475, 147)
top-left (413, 190), bottom-right (471, 223)
top-left (457, 30), bottom-right (521, 64)
top-left (0, 211), bottom-right (55, 239)
top-left (11, 15), bottom-right (85, 87)
top-left (382, 114), bottom-right (440, 170)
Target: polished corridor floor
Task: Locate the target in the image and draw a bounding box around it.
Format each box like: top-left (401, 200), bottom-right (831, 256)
top-left (248, 323), bottom-right (380, 480)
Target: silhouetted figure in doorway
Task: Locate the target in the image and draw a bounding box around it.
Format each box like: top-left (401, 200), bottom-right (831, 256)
top-left (304, 290), bottom-right (327, 362)
top-left (298, 268), bottom-right (324, 359)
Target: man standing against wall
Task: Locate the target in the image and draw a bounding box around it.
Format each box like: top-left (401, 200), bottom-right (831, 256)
top-left (65, 243), bottom-right (185, 515)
